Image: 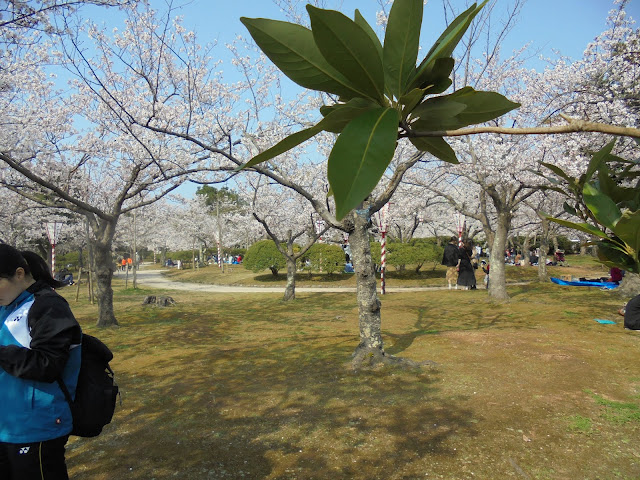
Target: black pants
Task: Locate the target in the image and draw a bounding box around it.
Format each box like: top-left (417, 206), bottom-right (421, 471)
top-left (0, 436), bottom-right (69, 480)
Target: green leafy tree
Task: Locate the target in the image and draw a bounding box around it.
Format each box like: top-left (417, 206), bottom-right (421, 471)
top-left (196, 186), bottom-right (245, 211)
top-left (235, 0), bottom-right (637, 367)
top-left (542, 140), bottom-right (640, 296)
top-left (243, 239), bottom-right (287, 276)
top-left (240, 0), bottom-right (519, 220)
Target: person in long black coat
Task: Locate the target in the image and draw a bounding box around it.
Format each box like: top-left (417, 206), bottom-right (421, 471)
top-left (456, 243), bottom-right (477, 290)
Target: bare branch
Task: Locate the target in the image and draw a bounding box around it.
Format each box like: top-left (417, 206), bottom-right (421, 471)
top-left (409, 117), bottom-right (640, 139)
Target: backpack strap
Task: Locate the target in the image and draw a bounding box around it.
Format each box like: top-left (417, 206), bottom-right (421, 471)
top-left (57, 377), bottom-right (74, 409)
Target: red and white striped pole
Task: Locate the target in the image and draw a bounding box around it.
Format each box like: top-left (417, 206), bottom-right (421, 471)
top-left (456, 213), bottom-right (464, 246)
top-left (45, 222), bottom-right (62, 275)
top-left (380, 230), bottom-right (387, 295)
top-left (378, 203), bottom-right (390, 295)
top-left (217, 240), bottom-right (222, 269)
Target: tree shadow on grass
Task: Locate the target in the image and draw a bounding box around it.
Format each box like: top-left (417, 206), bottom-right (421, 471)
top-left (68, 319), bottom-right (475, 479)
top-left (253, 272), bottom-right (355, 284)
top-left (384, 302), bottom-right (537, 356)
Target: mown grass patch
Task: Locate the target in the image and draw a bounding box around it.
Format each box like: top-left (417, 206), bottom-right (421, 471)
top-left (61, 260), bottom-right (639, 480)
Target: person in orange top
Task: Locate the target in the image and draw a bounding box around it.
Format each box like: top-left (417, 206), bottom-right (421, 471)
top-left (121, 258), bottom-right (126, 272)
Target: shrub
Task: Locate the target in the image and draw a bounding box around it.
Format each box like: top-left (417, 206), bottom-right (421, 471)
top-left (305, 243), bottom-right (345, 274)
top-left (243, 240), bottom-right (286, 276)
top-left (370, 239), bottom-right (443, 272)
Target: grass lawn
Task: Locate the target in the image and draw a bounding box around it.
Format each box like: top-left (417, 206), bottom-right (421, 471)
top-left (63, 256), bottom-right (638, 479)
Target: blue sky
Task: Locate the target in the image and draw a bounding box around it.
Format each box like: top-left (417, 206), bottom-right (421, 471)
top-left (173, 0), bottom-right (639, 70)
top-left (82, 0), bottom-right (638, 197)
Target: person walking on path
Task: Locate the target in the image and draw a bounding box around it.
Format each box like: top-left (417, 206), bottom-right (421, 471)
top-left (442, 236), bottom-right (460, 290)
top-left (0, 245), bottom-right (82, 479)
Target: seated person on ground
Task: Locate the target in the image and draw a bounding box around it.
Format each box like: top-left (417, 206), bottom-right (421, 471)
top-left (624, 295), bottom-right (640, 330)
top-left (609, 267), bottom-right (623, 284)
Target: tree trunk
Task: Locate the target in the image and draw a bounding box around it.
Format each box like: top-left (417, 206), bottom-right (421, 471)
top-left (93, 240), bottom-right (118, 327)
top-left (349, 207), bottom-right (384, 365)
top-left (488, 213), bottom-right (510, 301)
top-left (538, 217), bottom-right (550, 281)
top-left (283, 256), bottom-right (296, 301)
top-left (77, 247), bottom-right (84, 269)
top-left (522, 236), bottom-right (531, 265)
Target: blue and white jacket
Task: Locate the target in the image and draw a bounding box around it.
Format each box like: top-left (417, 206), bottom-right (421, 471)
top-left (0, 281), bottom-right (82, 443)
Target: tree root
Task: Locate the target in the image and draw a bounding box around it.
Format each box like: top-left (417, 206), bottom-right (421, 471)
top-left (142, 295), bottom-right (176, 307)
top-left (350, 345), bottom-right (439, 372)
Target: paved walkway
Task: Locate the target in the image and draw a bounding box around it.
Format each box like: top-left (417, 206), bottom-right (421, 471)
top-left (132, 269), bottom-right (455, 294)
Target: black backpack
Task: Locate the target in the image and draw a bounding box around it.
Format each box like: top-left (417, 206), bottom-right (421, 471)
top-left (57, 334), bottom-right (120, 437)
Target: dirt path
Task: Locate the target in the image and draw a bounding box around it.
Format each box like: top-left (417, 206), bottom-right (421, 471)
top-left (132, 269), bottom-right (455, 294)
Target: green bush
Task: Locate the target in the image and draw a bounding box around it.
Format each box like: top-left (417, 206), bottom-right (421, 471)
top-left (243, 240), bottom-right (286, 276)
top-left (305, 243), bottom-right (345, 274)
top-left (370, 239), bottom-right (443, 272)
top-left (56, 251), bottom-right (84, 270)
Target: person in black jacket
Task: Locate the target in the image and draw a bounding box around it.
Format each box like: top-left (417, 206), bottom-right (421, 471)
top-left (624, 295), bottom-right (640, 331)
top-left (441, 236), bottom-right (460, 289)
top-left (0, 245), bottom-right (82, 480)
top-left (456, 242), bottom-right (477, 291)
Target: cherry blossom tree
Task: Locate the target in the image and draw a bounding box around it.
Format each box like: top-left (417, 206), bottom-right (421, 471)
top-left (0, 3), bottom-right (245, 326)
top-left (0, 0), bottom-right (132, 39)
top-left (243, 164), bottom-right (331, 300)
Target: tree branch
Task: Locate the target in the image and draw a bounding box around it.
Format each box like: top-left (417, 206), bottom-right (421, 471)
top-left (409, 117), bottom-right (640, 139)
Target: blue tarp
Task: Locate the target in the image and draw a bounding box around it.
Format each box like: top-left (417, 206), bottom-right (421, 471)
top-left (550, 277), bottom-right (619, 289)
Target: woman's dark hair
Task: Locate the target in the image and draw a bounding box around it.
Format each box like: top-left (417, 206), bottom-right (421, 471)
top-left (0, 244), bottom-right (65, 288)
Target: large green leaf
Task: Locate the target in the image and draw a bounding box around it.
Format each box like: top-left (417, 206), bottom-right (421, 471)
top-left (408, 1), bottom-right (487, 90)
top-left (409, 136), bottom-right (459, 164)
top-left (328, 107), bottom-right (400, 220)
top-left (240, 17), bottom-right (362, 99)
top-left (353, 9), bottom-right (389, 99)
top-left (597, 163), bottom-right (639, 207)
top-left (399, 88), bottom-right (428, 117)
top-left (585, 140), bottom-right (615, 182)
top-left (540, 162), bottom-right (575, 185)
top-left (419, 57), bottom-right (455, 93)
top-left (306, 6), bottom-right (385, 103)
top-left (446, 87), bottom-right (520, 125)
top-left (398, 60), bottom-right (453, 117)
top-left (545, 217), bottom-right (610, 239)
top-left (319, 97), bottom-right (379, 133)
top-left (354, 9), bottom-right (382, 59)
top-left (242, 125), bottom-right (322, 169)
top-left (596, 238), bottom-right (638, 273)
top-left (410, 96), bottom-right (468, 130)
top-left (612, 210), bottom-right (640, 258)
top-left (583, 183), bottom-right (622, 230)
top-left (563, 201), bottom-right (578, 217)
top-left (411, 87), bottom-right (519, 131)
top-left (383, 0), bottom-right (422, 99)
top-left (243, 98), bottom-right (379, 168)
